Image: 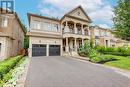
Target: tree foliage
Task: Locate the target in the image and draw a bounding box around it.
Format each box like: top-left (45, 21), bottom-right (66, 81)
top-left (113, 0), bottom-right (130, 40)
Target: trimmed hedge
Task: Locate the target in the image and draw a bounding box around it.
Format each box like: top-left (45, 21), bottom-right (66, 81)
top-left (95, 46), bottom-right (130, 56)
top-left (90, 55), bottom-right (117, 63)
top-left (0, 55), bottom-right (23, 79)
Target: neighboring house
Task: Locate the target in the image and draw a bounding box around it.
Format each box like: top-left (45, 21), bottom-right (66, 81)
top-left (90, 26), bottom-right (117, 47)
top-left (116, 40), bottom-right (130, 47)
top-left (0, 8), bottom-right (25, 60)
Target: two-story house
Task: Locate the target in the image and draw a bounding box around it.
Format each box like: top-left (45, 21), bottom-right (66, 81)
top-left (27, 6), bottom-right (92, 57)
top-left (0, 8), bottom-right (25, 60)
top-left (91, 26), bottom-right (117, 47)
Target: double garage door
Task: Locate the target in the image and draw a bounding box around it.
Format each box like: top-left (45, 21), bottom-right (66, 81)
top-left (32, 44), bottom-right (60, 57)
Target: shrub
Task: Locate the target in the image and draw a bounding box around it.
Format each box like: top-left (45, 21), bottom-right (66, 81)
top-left (90, 57), bottom-right (101, 63)
top-left (95, 46), bottom-right (130, 56)
top-left (78, 41), bottom-right (99, 62)
top-left (89, 49), bottom-right (98, 58)
top-left (0, 55), bottom-right (23, 79)
top-left (105, 47), bottom-right (115, 52)
top-left (78, 42), bottom-right (91, 57)
top-left (90, 55), bottom-right (116, 63)
top-left (2, 72), bottom-right (12, 82)
top-left (97, 55), bottom-right (116, 63)
top-left (78, 42), bottom-right (118, 63)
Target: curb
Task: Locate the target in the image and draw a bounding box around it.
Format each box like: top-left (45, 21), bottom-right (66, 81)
top-left (71, 56), bottom-right (130, 79)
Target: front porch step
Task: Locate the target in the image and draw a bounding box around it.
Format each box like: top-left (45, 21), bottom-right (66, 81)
top-left (71, 51), bottom-right (79, 56)
top-left (63, 51), bottom-right (79, 57)
top-left (63, 52), bottom-right (72, 56)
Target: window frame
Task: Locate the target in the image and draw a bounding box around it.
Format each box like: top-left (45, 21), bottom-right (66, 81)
top-left (1, 17), bottom-right (8, 27)
top-left (32, 20), bottom-right (41, 29)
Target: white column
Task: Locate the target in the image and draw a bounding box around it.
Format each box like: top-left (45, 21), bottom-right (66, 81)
top-left (46, 44), bottom-right (49, 56)
top-left (82, 38), bottom-right (84, 46)
top-left (74, 23), bottom-right (77, 34)
top-left (64, 21), bottom-right (69, 33)
top-left (61, 23), bottom-right (63, 34)
top-left (65, 37), bottom-right (69, 52)
top-left (82, 24), bottom-right (84, 35)
top-left (87, 26), bottom-right (90, 36)
top-left (74, 38), bottom-right (77, 52)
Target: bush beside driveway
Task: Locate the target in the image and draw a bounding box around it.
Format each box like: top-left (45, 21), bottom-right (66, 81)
top-left (0, 55), bottom-right (28, 87)
top-left (78, 41), bottom-right (130, 70)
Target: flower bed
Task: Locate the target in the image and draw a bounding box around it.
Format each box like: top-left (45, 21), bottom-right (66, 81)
top-left (2, 57), bottom-right (29, 87)
top-left (0, 56), bottom-right (29, 87)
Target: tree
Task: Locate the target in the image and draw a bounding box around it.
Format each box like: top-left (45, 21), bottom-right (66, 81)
top-left (20, 20), bottom-right (29, 49)
top-left (113, 0), bottom-right (130, 40)
top-left (24, 36), bottom-right (29, 49)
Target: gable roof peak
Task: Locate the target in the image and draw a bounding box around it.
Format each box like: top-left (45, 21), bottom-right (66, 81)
top-left (65, 5), bottom-right (92, 22)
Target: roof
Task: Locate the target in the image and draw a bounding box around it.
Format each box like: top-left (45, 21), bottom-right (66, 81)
top-left (28, 5), bottom-right (92, 24)
top-left (67, 6), bottom-right (92, 22)
top-left (61, 5), bottom-right (92, 23)
top-left (0, 8), bottom-right (26, 34)
top-left (91, 25), bottom-right (113, 32)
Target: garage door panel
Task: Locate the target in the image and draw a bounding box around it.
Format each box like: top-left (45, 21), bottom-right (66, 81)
top-left (32, 44), bottom-right (46, 57)
top-left (49, 45), bottom-right (60, 56)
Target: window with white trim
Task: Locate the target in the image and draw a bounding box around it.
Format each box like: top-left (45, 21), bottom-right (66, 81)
top-left (32, 20), bottom-right (41, 29)
top-left (95, 29), bottom-right (100, 36)
top-left (43, 22), bottom-right (51, 31)
top-left (0, 17), bottom-right (8, 27)
top-left (52, 23), bottom-right (59, 31)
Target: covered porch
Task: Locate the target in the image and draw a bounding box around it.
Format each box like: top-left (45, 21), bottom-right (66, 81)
top-left (63, 37), bottom-right (88, 53)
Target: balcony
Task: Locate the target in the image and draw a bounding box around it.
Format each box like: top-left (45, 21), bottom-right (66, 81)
top-left (63, 28), bottom-right (89, 36)
top-left (62, 28), bottom-right (91, 39)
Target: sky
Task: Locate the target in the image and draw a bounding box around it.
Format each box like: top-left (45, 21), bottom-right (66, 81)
top-left (14, 0), bottom-right (118, 28)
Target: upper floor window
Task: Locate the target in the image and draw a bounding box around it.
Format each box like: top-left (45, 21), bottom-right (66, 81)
top-left (52, 23), bottom-right (59, 31)
top-left (0, 17), bottom-right (8, 27)
top-left (95, 29), bottom-right (100, 36)
top-left (43, 22), bottom-right (51, 31)
top-left (32, 20), bottom-right (41, 29)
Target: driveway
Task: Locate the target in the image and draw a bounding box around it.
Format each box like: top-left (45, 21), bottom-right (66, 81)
top-left (25, 56), bottom-right (130, 87)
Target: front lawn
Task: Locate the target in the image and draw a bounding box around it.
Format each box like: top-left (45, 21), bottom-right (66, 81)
top-left (103, 55), bottom-right (130, 70)
top-left (78, 41), bottom-right (130, 70)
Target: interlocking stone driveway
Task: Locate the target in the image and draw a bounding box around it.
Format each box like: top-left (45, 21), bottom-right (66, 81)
top-left (25, 56), bottom-right (130, 87)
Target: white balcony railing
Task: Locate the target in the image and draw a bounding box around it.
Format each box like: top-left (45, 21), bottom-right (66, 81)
top-left (63, 28), bottom-right (89, 36)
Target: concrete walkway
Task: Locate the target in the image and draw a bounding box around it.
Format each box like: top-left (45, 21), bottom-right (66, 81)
top-left (25, 56), bottom-right (130, 87)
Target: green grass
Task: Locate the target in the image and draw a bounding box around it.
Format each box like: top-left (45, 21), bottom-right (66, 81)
top-left (104, 55), bottom-right (130, 70)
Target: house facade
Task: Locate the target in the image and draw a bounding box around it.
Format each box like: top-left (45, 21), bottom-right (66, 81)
top-left (0, 9), bottom-right (25, 60)
top-left (90, 26), bottom-right (117, 47)
top-left (27, 6), bottom-right (118, 57)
